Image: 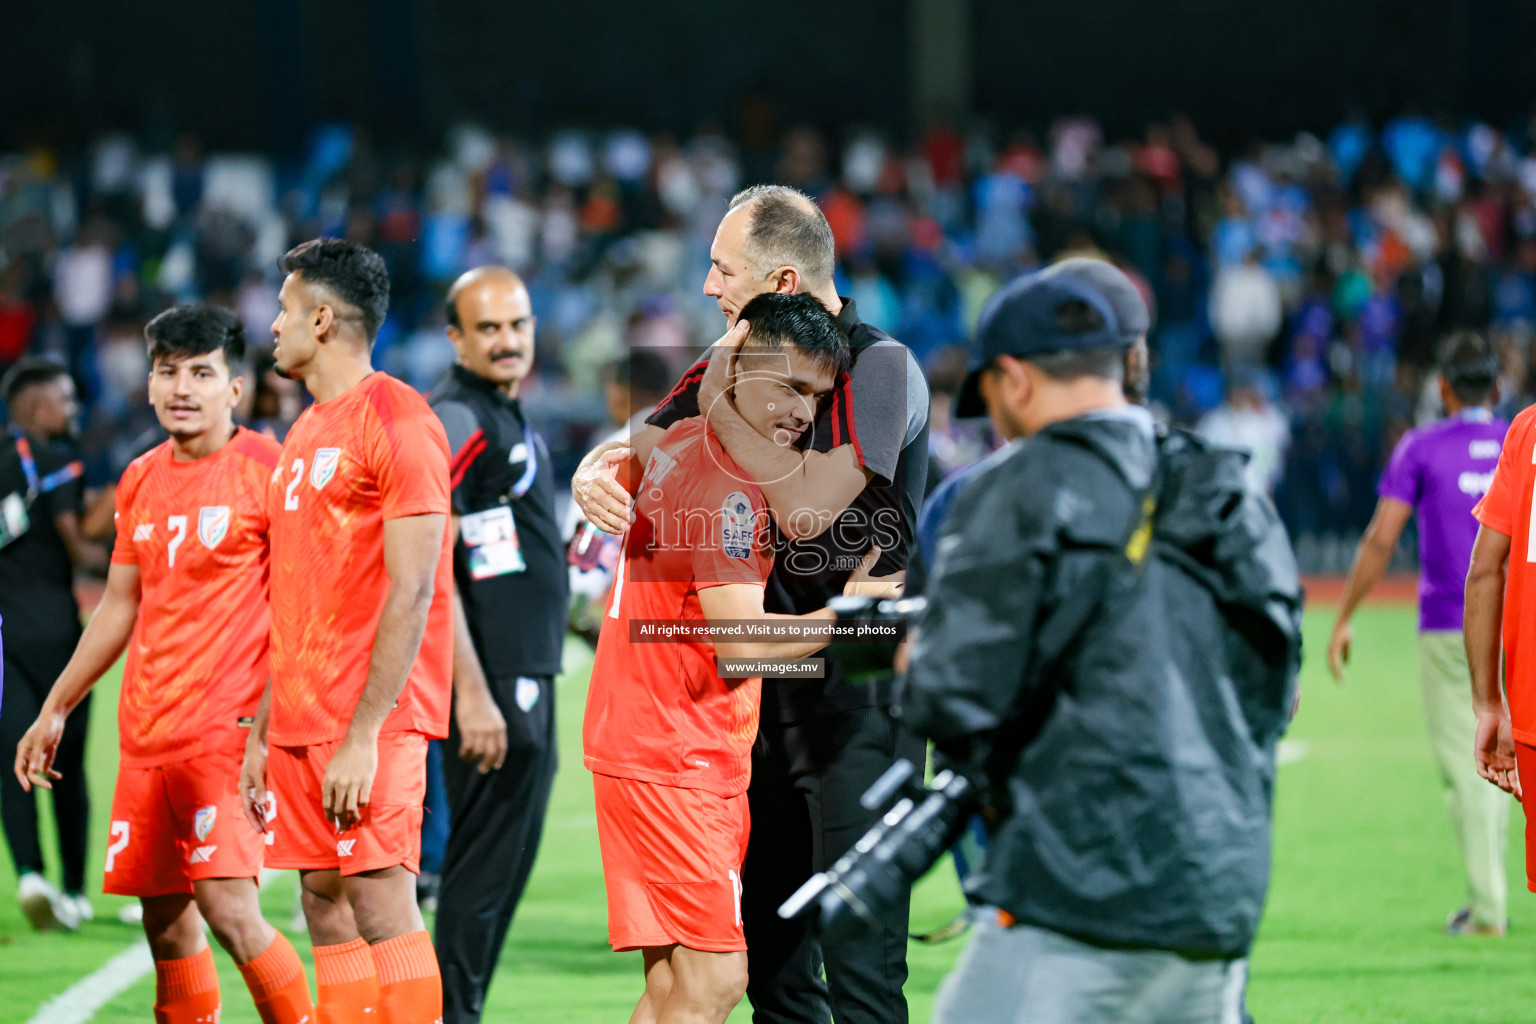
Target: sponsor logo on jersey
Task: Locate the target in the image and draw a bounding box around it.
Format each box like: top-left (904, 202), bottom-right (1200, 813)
top-left (311, 448), bottom-right (342, 489)
top-left (721, 492), bottom-right (754, 559)
top-left (646, 445), bottom-right (678, 485)
top-left (337, 839), bottom-right (356, 857)
top-left (190, 845), bottom-right (218, 863)
top-left (198, 506), bottom-right (230, 548)
top-left (194, 805), bottom-right (217, 841)
top-left (133, 523), bottom-right (155, 541)
top-left (1459, 470), bottom-right (1495, 496)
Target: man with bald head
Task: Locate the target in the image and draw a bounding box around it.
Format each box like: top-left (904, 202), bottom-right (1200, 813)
top-left (429, 267), bottom-right (566, 1023)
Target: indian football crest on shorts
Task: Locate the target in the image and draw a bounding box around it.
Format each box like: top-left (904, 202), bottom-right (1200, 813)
top-left (194, 805), bottom-right (217, 842)
top-left (197, 506), bottom-right (230, 549)
top-left (516, 676), bottom-right (540, 712)
top-left (721, 492), bottom-right (754, 560)
top-left (311, 448), bottom-right (342, 489)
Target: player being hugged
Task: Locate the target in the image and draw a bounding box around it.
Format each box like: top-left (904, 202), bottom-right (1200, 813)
top-left (585, 292), bottom-right (896, 1024)
top-left (14, 306), bottom-right (313, 1024)
top-left (244, 239), bottom-right (453, 1024)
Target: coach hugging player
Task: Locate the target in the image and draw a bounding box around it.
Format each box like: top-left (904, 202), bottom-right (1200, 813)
top-left (575, 186), bottom-right (930, 1024)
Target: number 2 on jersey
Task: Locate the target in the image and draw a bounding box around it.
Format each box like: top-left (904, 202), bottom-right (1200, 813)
top-left (285, 458), bottom-right (305, 511)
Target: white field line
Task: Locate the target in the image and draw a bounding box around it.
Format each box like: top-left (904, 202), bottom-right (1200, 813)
top-left (23, 939), bottom-right (153, 1024)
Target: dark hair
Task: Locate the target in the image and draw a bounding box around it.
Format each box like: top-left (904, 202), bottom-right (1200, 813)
top-left (727, 185), bottom-right (835, 286)
top-left (1, 356), bottom-right (70, 405)
top-left (611, 351), bottom-right (674, 399)
top-left (145, 304), bottom-right (246, 372)
top-left (1025, 346), bottom-right (1126, 383)
top-left (1438, 330), bottom-right (1499, 405)
top-left (279, 238), bottom-right (391, 341)
top-left (737, 293), bottom-right (850, 378)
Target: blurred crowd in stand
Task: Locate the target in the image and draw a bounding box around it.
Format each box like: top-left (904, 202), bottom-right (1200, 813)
top-left (7, 110), bottom-right (1536, 567)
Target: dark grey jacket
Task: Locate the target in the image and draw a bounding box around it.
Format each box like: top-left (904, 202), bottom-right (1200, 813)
top-left (902, 414), bottom-right (1302, 957)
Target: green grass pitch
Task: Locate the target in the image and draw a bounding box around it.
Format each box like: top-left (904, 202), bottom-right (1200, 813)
top-left (2, 605), bottom-right (1533, 1022)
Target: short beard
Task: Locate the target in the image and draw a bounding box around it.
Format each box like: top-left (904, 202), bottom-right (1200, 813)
top-left (1122, 342), bottom-right (1150, 406)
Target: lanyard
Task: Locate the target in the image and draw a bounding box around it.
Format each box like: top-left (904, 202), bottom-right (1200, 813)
top-left (8, 428), bottom-right (83, 499)
top-left (509, 433), bottom-right (539, 499)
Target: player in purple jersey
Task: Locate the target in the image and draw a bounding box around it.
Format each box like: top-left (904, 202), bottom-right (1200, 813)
top-left (1328, 331), bottom-right (1512, 936)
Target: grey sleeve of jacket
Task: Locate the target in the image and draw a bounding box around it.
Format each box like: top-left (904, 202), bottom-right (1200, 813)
top-left (902, 460), bottom-right (1052, 745)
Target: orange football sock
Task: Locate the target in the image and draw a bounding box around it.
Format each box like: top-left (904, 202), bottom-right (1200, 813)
top-left (154, 946), bottom-right (221, 1024)
top-left (371, 930), bottom-right (442, 1024)
top-left (313, 937), bottom-right (381, 1024)
top-left (237, 930), bottom-right (315, 1024)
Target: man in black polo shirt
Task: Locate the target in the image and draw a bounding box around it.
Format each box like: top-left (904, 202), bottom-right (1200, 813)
top-left (574, 185), bottom-right (930, 1024)
top-left (0, 357), bottom-right (107, 931)
top-left (429, 266), bottom-right (567, 1024)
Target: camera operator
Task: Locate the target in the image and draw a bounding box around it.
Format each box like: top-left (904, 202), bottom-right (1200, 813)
top-left (901, 269), bottom-right (1303, 1024)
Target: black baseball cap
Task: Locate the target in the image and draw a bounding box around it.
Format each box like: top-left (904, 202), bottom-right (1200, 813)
top-left (954, 266), bottom-right (1138, 419)
top-left (1039, 257), bottom-right (1150, 341)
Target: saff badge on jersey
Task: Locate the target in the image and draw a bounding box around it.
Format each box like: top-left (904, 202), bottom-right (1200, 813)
top-left (311, 448), bottom-right (342, 489)
top-left (722, 492), bottom-right (755, 560)
top-left (198, 506), bottom-right (230, 548)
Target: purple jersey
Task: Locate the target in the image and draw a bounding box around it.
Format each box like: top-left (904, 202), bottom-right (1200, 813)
top-left (1377, 408), bottom-right (1508, 631)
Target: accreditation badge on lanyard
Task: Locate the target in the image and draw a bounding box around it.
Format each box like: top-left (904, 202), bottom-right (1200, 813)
top-left (0, 430), bottom-right (81, 550)
top-left (460, 435), bottom-right (540, 580)
top-left (0, 491), bottom-right (29, 549)
top-left (463, 505), bottom-right (525, 579)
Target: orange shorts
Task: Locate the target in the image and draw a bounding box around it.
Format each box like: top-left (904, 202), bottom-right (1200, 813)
top-left (266, 731), bottom-right (427, 875)
top-left (104, 747), bottom-right (265, 897)
top-left (593, 773), bottom-right (749, 953)
top-left (1517, 743), bottom-right (1536, 892)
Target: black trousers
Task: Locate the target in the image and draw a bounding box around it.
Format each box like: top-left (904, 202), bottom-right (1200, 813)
top-left (435, 674), bottom-right (557, 1024)
top-left (0, 648), bottom-right (91, 893)
top-left (743, 703), bottom-right (925, 1024)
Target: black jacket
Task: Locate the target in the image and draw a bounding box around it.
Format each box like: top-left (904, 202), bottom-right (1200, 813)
top-left (902, 414), bottom-right (1302, 957)
top-left (430, 367), bottom-right (568, 680)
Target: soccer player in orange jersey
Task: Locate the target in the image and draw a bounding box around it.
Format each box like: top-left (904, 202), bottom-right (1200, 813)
top-left (585, 293), bottom-right (893, 1024)
top-left (1468, 403), bottom-right (1536, 867)
top-left (241, 239), bottom-right (452, 1024)
top-left (14, 306), bottom-right (313, 1024)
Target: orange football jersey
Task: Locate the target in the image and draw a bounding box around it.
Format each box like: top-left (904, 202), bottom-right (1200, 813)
top-left (584, 418), bottom-right (774, 798)
top-left (1474, 403), bottom-right (1536, 744)
top-left (111, 428), bottom-right (280, 766)
top-left (268, 372), bottom-right (453, 746)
